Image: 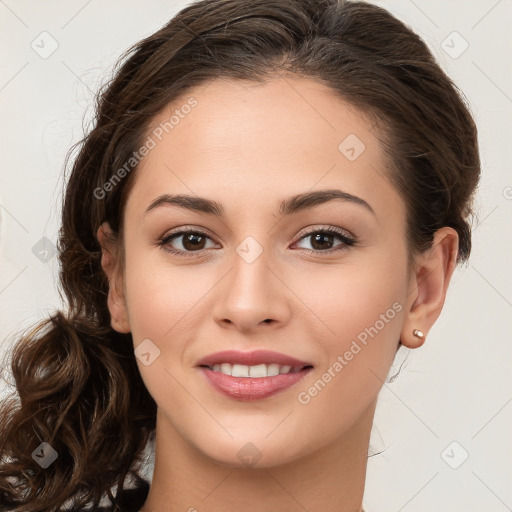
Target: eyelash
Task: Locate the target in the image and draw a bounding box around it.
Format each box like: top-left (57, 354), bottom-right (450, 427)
top-left (157, 225), bottom-right (357, 258)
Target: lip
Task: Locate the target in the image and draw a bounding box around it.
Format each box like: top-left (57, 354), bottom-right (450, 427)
top-left (196, 350), bottom-right (313, 401)
top-left (196, 349), bottom-right (312, 369)
top-left (199, 367), bottom-right (312, 401)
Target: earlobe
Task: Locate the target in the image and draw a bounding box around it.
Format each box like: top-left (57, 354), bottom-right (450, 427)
top-left (106, 287), bottom-right (131, 334)
top-left (96, 222), bottom-right (131, 334)
top-left (400, 227), bottom-right (459, 349)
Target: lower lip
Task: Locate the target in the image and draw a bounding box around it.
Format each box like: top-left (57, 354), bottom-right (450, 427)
top-left (199, 367), bottom-right (312, 401)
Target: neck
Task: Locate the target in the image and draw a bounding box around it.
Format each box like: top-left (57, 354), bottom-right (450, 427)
top-left (142, 401), bottom-right (376, 512)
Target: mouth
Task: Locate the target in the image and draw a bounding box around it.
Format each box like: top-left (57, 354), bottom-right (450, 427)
top-left (196, 350), bottom-right (313, 401)
top-left (200, 362), bottom-right (311, 377)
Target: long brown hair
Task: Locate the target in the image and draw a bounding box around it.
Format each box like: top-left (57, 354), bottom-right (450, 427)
top-left (0, 0), bottom-right (480, 510)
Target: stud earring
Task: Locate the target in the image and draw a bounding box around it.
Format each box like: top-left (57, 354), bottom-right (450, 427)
top-left (412, 329), bottom-right (425, 339)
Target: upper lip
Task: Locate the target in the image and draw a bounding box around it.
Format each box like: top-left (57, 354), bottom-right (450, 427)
top-left (196, 350), bottom-right (313, 369)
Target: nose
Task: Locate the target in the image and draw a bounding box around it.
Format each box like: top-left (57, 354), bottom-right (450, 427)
top-left (212, 248), bottom-right (291, 334)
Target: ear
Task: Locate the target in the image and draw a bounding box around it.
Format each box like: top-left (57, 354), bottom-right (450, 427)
top-left (400, 227), bottom-right (459, 349)
top-left (96, 221), bottom-right (131, 333)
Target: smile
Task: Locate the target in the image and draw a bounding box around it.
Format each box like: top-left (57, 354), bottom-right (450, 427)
top-left (207, 363), bottom-right (304, 377)
top-left (196, 349), bottom-right (313, 401)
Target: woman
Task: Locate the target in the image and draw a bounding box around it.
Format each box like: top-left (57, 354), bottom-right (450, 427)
top-left (0, 0), bottom-right (480, 510)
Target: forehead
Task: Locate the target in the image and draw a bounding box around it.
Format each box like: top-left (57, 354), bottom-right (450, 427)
top-left (126, 76), bottom-right (404, 223)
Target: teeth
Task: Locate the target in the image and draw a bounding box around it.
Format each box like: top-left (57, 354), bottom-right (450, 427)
top-left (210, 363), bottom-right (298, 378)
top-left (280, 365), bottom-right (292, 375)
top-left (249, 364), bottom-right (267, 378)
top-left (267, 364), bottom-right (280, 377)
top-left (232, 364), bottom-right (249, 377)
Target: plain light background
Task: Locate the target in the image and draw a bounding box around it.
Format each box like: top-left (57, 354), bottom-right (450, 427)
top-left (0, 1), bottom-right (510, 511)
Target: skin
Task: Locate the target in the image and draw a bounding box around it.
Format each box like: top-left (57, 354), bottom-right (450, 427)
top-left (97, 76), bottom-right (458, 512)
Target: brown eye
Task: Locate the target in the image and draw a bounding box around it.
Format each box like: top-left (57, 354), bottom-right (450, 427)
top-left (294, 227), bottom-right (356, 253)
top-left (159, 229), bottom-right (217, 257)
top-left (180, 232), bottom-right (207, 251)
top-left (309, 232), bottom-right (337, 250)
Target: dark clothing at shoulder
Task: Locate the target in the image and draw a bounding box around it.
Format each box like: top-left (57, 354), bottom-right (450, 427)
top-left (75, 480), bottom-right (149, 512)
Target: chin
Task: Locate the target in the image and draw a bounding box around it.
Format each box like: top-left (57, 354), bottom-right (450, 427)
top-left (198, 441), bottom-right (301, 470)
top-left (182, 424), bottom-right (320, 470)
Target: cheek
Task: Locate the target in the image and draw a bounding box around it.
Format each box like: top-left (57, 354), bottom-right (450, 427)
top-left (290, 251), bottom-right (407, 407)
top-left (123, 247), bottom-right (212, 342)
top-left (289, 296), bottom-right (404, 452)
top-left (291, 252), bottom-right (407, 347)
top-left (122, 252), bottom-right (215, 424)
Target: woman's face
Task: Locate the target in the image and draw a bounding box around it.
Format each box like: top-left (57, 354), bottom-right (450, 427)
top-left (116, 76), bottom-right (414, 467)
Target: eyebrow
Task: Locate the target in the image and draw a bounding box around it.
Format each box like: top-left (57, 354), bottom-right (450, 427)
top-left (145, 189), bottom-right (376, 218)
